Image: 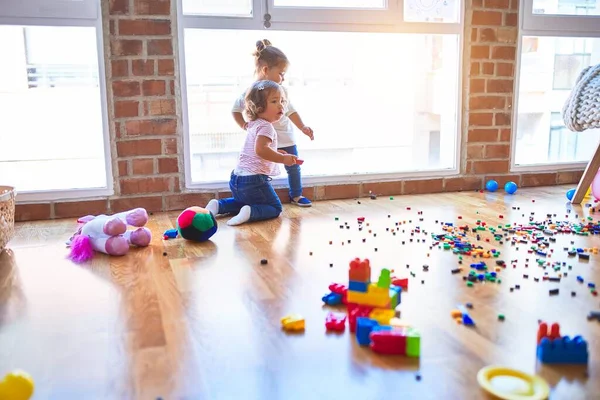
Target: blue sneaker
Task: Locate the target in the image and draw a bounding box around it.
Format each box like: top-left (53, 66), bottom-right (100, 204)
top-left (291, 196), bottom-right (312, 207)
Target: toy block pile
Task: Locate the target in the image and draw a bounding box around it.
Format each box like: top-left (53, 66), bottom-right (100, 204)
top-left (322, 258), bottom-right (419, 357)
top-left (536, 321), bottom-right (588, 364)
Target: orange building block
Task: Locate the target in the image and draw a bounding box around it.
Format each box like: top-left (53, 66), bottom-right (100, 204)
top-left (349, 257), bottom-right (371, 282)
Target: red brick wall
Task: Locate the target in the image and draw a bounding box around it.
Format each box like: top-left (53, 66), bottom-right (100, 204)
top-left (14, 0), bottom-right (584, 221)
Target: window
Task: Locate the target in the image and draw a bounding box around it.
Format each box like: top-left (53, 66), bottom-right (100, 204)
top-left (514, 0), bottom-right (600, 167)
top-left (0, 1), bottom-right (110, 198)
top-left (532, 0), bottom-right (600, 16)
top-left (180, 0), bottom-right (462, 186)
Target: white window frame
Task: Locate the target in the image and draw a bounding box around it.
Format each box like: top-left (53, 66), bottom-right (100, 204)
top-left (0, 0), bottom-right (113, 202)
top-left (511, 0), bottom-right (600, 172)
top-left (178, 0), bottom-right (465, 190)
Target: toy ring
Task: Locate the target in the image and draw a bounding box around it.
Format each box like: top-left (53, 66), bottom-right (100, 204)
top-left (477, 365), bottom-right (550, 400)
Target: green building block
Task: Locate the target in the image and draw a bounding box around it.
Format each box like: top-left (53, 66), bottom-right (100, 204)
top-left (406, 328), bottom-right (420, 357)
top-left (378, 269), bottom-right (391, 288)
top-left (467, 281), bottom-right (474, 287)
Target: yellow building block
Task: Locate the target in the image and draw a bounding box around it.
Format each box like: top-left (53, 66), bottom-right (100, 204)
top-left (369, 309), bottom-right (395, 325)
top-left (368, 284), bottom-right (388, 295)
top-left (346, 291), bottom-right (390, 308)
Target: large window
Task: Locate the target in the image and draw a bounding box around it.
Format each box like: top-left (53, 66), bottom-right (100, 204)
top-left (180, 0), bottom-right (462, 186)
top-left (514, 0), bottom-right (600, 167)
top-left (0, 1), bottom-right (110, 199)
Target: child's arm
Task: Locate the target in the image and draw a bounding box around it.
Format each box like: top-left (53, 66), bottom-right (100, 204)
top-left (288, 112), bottom-right (314, 140)
top-left (255, 135), bottom-right (297, 166)
top-left (232, 112), bottom-right (248, 130)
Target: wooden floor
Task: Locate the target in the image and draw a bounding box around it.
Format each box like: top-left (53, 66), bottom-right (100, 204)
top-left (1, 185), bottom-right (599, 400)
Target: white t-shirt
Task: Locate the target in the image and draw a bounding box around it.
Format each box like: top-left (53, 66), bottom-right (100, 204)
top-left (232, 86), bottom-right (297, 148)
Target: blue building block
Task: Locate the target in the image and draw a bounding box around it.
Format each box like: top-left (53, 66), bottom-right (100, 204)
top-left (321, 292), bottom-right (342, 306)
top-left (356, 317), bottom-right (379, 346)
top-left (163, 228), bottom-right (178, 238)
top-left (537, 336), bottom-right (589, 364)
top-left (349, 280), bottom-right (369, 292)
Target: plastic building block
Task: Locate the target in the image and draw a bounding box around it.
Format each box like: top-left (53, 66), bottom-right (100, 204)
top-left (328, 283), bottom-right (347, 294)
top-left (587, 311), bottom-right (600, 321)
top-left (347, 284), bottom-right (401, 308)
top-left (349, 280), bottom-right (369, 292)
top-left (536, 321), bottom-right (588, 364)
top-left (369, 309), bottom-right (395, 325)
top-left (281, 314), bottom-right (305, 331)
top-left (163, 228), bottom-right (178, 239)
top-left (537, 336), bottom-right (588, 364)
top-left (456, 305), bottom-right (475, 326)
top-left (356, 317), bottom-right (379, 346)
top-left (325, 312), bottom-right (346, 332)
top-left (537, 322), bottom-right (560, 344)
top-left (377, 268), bottom-right (391, 288)
top-left (348, 304), bottom-right (374, 333)
top-left (349, 258), bottom-right (371, 282)
top-left (391, 277), bottom-right (408, 290)
top-left (406, 327), bottom-right (421, 357)
top-left (322, 292), bottom-right (342, 306)
top-left (370, 326), bottom-right (407, 355)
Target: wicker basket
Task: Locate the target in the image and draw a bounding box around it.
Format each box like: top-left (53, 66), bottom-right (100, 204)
top-left (0, 186), bottom-right (16, 253)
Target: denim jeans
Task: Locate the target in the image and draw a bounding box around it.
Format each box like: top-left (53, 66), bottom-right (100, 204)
top-left (217, 171), bottom-right (283, 222)
top-left (278, 144), bottom-right (303, 199)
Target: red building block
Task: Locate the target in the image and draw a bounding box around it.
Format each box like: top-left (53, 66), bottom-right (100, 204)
top-left (370, 329), bottom-right (407, 355)
top-left (325, 312), bottom-right (347, 332)
top-left (537, 321), bottom-right (561, 344)
top-left (349, 258), bottom-right (371, 282)
top-left (348, 304), bottom-right (374, 333)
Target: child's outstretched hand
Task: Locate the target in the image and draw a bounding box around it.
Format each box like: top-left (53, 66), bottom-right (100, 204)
top-left (301, 126), bottom-right (314, 140)
top-left (282, 154), bottom-right (298, 166)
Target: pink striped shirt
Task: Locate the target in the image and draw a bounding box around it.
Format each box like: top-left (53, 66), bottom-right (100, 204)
top-left (236, 118), bottom-right (280, 176)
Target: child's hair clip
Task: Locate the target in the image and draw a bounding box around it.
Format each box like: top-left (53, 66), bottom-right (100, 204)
top-left (257, 84), bottom-right (265, 90)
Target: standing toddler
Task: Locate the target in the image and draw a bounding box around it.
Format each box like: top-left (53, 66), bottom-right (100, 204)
top-left (232, 39), bottom-right (314, 207)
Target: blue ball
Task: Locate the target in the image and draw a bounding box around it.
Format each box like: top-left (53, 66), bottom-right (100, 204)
top-left (566, 188), bottom-right (576, 201)
top-left (504, 181), bottom-right (518, 194)
top-left (485, 180), bottom-right (499, 192)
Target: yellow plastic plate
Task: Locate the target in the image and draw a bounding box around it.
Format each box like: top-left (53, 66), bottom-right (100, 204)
top-left (477, 365), bottom-right (550, 400)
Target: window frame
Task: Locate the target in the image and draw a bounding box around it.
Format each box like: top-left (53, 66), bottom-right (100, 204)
top-left (510, 0), bottom-right (600, 172)
top-left (178, 0), bottom-right (465, 190)
top-left (0, 1), bottom-right (113, 202)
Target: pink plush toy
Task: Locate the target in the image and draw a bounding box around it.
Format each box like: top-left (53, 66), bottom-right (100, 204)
top-left (67, 208), bottom-right (152, 263)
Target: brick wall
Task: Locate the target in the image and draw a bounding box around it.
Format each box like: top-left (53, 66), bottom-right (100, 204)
top-left (14, 0), bottom-right (584, 221)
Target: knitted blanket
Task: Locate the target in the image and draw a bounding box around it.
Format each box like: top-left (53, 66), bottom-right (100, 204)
top-left (562, 63), bottom-right (600, 132)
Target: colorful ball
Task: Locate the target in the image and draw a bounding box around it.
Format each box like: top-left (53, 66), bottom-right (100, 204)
top-left (176, 206), bottom-right (217, 242)
top-left (566, 188), bottom-right (576, 201)
top-left (485, 180), bottom-right (499, 192)
top-left (504, 181), bottom-right (518, 194)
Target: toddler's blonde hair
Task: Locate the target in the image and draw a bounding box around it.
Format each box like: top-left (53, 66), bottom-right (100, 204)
top-left (253, 39), bottom-right (289, 75)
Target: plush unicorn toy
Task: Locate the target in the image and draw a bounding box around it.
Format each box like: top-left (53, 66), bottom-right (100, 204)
top-left (67, 207), bottom-right (152, 263)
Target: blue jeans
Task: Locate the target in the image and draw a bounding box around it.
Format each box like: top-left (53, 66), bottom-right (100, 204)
top-left (279, 145), bottom-right (303, 199)
top-left (217, 171), bottom-right (283, 222)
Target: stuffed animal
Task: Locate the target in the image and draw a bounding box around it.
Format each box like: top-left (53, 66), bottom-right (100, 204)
top-left (67, 207), bottom-right (152, 263)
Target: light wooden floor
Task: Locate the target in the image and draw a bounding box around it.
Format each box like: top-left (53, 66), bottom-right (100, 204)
top-left (1, 185), bottom-right (599, 400)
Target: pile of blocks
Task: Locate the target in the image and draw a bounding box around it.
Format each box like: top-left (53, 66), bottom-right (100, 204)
top-left (536, 321), bottom-right (588, 364)
top-left (322, 257), bottom-right (420, 357)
